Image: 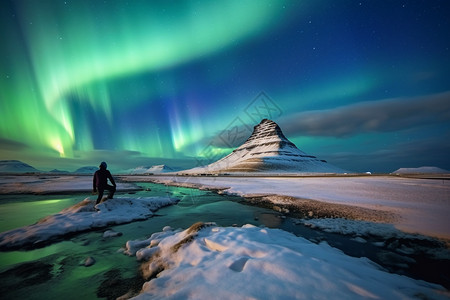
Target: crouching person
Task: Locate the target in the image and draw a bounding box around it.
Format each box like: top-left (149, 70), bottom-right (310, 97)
top-left (93, 161), bottom-right (116, 204)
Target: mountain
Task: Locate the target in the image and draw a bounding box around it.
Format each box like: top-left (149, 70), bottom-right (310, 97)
top-left (129, 165), bottom-right (175, 174)
top-left (129, 166), bottom-right (151, 174)
top-left (148, 165), bottom-right (175, 173)
top-left (184, 119), bottom-right (346, 174)
top-left (73, 166), bottom-right (98, 174)
top-left (49, 169), bottom-right (70, 174)
top-left (0, 160), bottom-right (40, 173)
top-left (392, 166), bottom-right (449, 174)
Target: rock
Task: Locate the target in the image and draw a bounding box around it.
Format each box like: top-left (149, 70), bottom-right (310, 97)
top-left (351, 237), bottom-right (367, 243)
top-left (83, 256), bottom-right (96, 267)
top-left (103, 230), bottom-right (123, 238)
top-left (162, 226), bottom-right (172, 232)
top-left (377, 251), bottom-right (416, 269)
top-left (273, 205), bottom-right (282, 212)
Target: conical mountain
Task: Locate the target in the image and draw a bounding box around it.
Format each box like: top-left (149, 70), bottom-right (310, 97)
top-left (186, 119), bottom-right (346, 174)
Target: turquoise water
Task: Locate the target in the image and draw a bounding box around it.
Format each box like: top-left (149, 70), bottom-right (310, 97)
top-left (0, 183), bottom-right (285, 300)
top-left (0, 195), bottom-right (80, 232)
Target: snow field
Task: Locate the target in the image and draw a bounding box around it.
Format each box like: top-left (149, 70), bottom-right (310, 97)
top-left (145, 175), bottom-right (450, 239)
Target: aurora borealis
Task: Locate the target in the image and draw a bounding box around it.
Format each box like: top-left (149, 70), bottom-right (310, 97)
top-left (1, 1), bottom-right (449, 173)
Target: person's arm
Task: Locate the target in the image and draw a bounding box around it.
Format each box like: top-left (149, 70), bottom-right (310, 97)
top-left (108, 171), bottom-right (116, 187)
top-left (93, 172), bottom-right (97, 192)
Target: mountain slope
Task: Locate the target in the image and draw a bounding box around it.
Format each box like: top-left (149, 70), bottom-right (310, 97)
top-left (73, 166), bottom-right (98, 174)
top-left (185, 119), bottom-right (346, 174)
top-left (0, 160), bottom-right (40, 173)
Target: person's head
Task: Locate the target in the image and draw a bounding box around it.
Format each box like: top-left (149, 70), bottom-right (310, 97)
top-left (99, 161), bottom-right (107, 170)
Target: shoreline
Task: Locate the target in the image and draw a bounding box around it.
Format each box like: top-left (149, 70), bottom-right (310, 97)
top-left (133, 176), bottom-right (398, 224)
top-left (121, 174), bottom-right (450, 242)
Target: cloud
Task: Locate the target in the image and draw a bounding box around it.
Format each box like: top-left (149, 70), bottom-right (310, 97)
top-left (279, 91), bottom-right (450, 137)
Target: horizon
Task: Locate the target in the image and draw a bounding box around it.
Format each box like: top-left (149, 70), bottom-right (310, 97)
top-left (1, 1), bottom-right (449, 173)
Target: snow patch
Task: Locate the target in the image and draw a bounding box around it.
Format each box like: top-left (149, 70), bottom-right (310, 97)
top-left (0, 196), bottom-right (179, 250)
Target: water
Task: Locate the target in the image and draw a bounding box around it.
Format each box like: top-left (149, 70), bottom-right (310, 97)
top-left (0, 195), bottom-right (80, 232)
top-left (0, 183), bottom-right (287, 300)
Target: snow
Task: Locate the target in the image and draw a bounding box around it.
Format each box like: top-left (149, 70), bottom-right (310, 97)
top-left (140, 175), bottom-right (450, 240)
top-left (126, 223), bottom-right (448, 299)
top-left (0, 196), bottom-right (179, 250)
top-left (0, 174), bottom-right (139, 194)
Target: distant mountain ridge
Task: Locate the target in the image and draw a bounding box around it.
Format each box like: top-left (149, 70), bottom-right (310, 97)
top-left (183, 119), bottom-right (346, 174)
top-left (129, 164), bottom-right (175, 174)
top-left (0, 160), bottom-right (40, 173)
top-left (392, 166), bottom-right (449, 174)
top-left (73, 166), bottom-right (98, 174)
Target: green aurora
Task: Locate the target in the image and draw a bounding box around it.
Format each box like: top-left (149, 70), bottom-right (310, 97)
top-left (1, 1), bottom-right (449, 172)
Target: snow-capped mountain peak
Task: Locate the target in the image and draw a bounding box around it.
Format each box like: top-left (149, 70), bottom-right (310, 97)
top-left (233, 118), bottom-right (308, 157)
top-left (185, 119), bottom-right (346, 174)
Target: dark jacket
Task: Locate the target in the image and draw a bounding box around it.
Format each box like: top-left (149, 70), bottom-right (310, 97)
top-left (93, 168), bottom-right (116, 190)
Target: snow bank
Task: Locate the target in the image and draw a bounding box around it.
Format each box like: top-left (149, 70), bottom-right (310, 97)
top-left (127, 223), bottom-right (447, 299)
top-left (0, 196), bottom-right (179, 250)
top-left (0, 175), bottom-right (139, 194)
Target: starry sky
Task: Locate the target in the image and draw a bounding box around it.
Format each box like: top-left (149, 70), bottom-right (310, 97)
top-left (1, 0), bottom-right (449, 173)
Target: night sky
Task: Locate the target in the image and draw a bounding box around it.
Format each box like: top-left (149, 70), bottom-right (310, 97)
top-left (1, 0), bottom-right (449, 173)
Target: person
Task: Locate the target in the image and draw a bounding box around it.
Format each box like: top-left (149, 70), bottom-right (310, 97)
top-left (93, 161), bottom-right (116, 204)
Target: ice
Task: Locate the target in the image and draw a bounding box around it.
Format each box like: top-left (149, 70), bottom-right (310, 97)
top-left (127, 223), bottom-right (448, 299)
top-left (0, 196), bottom-right (179, 250)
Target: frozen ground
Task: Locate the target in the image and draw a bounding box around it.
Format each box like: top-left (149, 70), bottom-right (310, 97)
top-left (124, 222), bottom-right (448, 300)
top-left (0, 196), bottom-right (179, 250)
top-left (128, 175), bottom-right (450, 240)
top-left (0, 175), bottom-right (140, 194)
